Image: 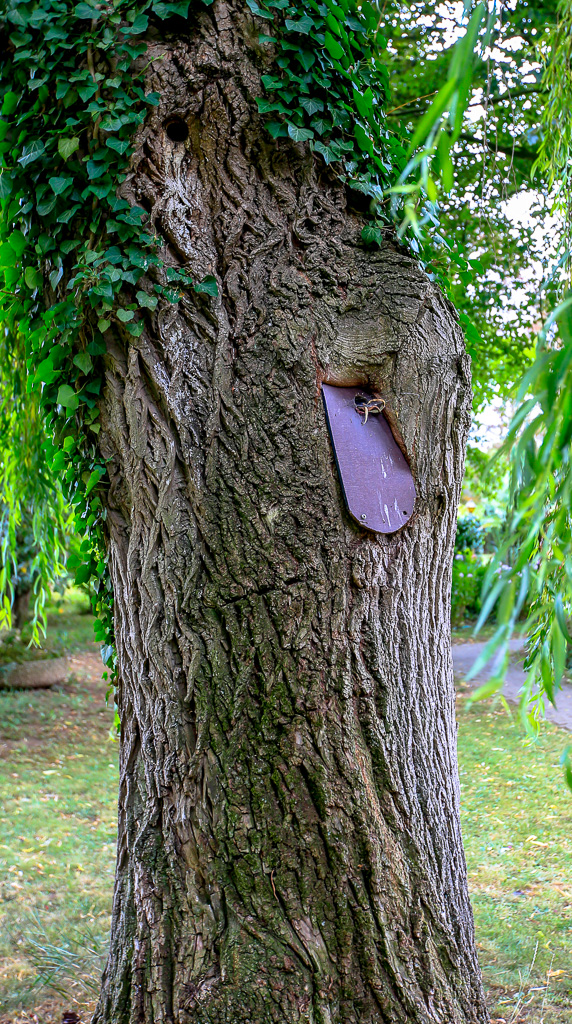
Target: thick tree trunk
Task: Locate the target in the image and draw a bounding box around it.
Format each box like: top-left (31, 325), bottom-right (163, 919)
top-left (93, 4), bottom-right (488, 1022)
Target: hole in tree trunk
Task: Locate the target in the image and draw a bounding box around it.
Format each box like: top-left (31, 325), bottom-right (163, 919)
top-left (165, 118), bottom-right (189, 143)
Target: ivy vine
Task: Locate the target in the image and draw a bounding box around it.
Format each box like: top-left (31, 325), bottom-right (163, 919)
top-left (250, 0), bottom-right (401, 244)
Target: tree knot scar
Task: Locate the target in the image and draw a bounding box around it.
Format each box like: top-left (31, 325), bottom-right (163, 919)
top-left (354, 394), bottom-right (386, 424)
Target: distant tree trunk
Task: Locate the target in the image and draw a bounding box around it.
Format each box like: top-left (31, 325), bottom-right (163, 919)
top-left (93, 3), bottom-right (488, 1022)
top-left (12, 589), bottom-right (30, 631)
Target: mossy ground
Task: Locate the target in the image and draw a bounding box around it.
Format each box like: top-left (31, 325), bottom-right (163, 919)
top-left (0, 602), bottom-right (571, 1022)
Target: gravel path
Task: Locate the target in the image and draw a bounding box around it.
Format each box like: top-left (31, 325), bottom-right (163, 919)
top-left (452, 638), bottom-right (572, 731)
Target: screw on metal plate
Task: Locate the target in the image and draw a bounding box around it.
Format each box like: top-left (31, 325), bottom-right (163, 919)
top-left (354, 394), bottom-right (386, 424)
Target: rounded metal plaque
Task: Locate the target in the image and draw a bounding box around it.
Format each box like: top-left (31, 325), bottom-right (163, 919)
top-left (322, 384), bottom-right (416, 534)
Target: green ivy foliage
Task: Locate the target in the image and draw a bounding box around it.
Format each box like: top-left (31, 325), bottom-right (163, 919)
top-left (250, 0), bottom-right (403, 243)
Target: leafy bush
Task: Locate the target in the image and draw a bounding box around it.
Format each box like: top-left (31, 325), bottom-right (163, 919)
top-left (455, 514), bottom-right (485, 554)
top-left (451, 553), bottom-right (486, 625)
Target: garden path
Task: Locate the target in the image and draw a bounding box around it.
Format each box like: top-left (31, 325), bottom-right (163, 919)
top-left (453, 638), bottom-right (572, 731)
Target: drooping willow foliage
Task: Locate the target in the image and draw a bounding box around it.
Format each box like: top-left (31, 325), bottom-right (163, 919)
top-left (472, 2), bottom-right (572, 779)
top-left (0, 339), bottom-right (70, 641)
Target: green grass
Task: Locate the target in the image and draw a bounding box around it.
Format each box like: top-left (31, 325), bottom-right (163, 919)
top-left (0, 600), bottom-right (116, 1020)
top-left (458, 695), bottom-right (572, 1022)
top-left (1, 600), bottom-right (572, 1021)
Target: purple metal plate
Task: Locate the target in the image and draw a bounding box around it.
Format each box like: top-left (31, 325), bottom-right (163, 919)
top-left (322, 384), bottom-right (416, 534)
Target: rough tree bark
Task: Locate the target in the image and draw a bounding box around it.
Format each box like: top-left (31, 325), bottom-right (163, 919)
top-left (93, 3), bottom-right (489, 1021)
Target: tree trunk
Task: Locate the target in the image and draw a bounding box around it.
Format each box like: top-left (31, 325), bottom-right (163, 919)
top-left (12, 588), bottom-right (30, 631)
top-left (93, 4), bottom-right (488, 1022)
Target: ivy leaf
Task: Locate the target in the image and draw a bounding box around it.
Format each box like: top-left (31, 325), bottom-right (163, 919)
top-left (57, 385), bottom-right (79, 411)
top-left (0, 172), bottom-right (13, 199)
top-left (34, 356), bottom-right (58, 383)
top-left (125, 321), bottom-right (144, 336)
top-left (86, 160), bottom-right (106, 179)
top-left (101, 643), bottom-right (114, 665)
top-left (25, 266), bottom-right (42, 289)
top-left (0, 243), bottom-right (16, 268)
top-left (8, 230), bottom-right (27, 256)
top-left (49, 266), bottom-right (63, 289)
top-left (297, 50), bottom-right (316, 71)
top-left (261, 75), bottom-right (283, 89)
top-left (116, 308), bottom-right (135, 322)
top-left (361, 224), bottom-right (383, 246)
top-left (256, 98), bottom-right (286, 114)
top-left (37, 195), bottom-right (57, 216)
top-left (245, 0), bottom-right (274, 18)
top-left (284, 16), bottom-right (314, 33)
top-left (152, 0), bottom-right (190, 16)
top-left (78, 82), bottom-right (98, 101)
top-left (75, 562), bottom-right (93, 585)
top-left (85, 467), bottom-right (104, 495)
top-left (287, 123), bottom-right (314, 142)
top-left (49, 176), bottom-right (73, 195)
top-left (268, 122), bottom-right (288, 141)
top-left (194, 275), bottom-right (218, 297)
top-left (313, 139), bottom-right (337, 164)
top-left (73, 351), bottom-right (93, 374)
top-left (106, 137), bottom-right (131, 155)
top-left (136, 290), bottom-right (158, 309)
top-left (98, 318), bottom-right (111, 332)
top-left (311, 117), bottom-right (331, 136)
top-left (266, 121), bottom-right (289, 138)
top-left (354, 123), bottom-right (373, 155)
top-left (99, 116), bottom-right (124, 132)
top-left (324, 31), bottom-right (345, 59)
top-left (88, 183), bottom-right (113, 199)
top-left (18, 139), bottom-right (45, 167)
top-left (300, 96), bottom-right (324, 115)
top-left (103, 246), bottom-right (123, 264)
top-left (326, 12), bottom-right (342, 35)
top-left (128, 12), bottom-right (149, 33)
top-left (352, 86), bottom-right (373, 120)
top-left (58, 136), bottom-right (80, 160)
top-left (1, 91), bottom-right (18, 115)
top-left (75, 2), bottom-right (100, 18)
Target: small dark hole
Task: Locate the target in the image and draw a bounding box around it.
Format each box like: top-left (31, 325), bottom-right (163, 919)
top-left (165, 118), bottom-right (189, 143)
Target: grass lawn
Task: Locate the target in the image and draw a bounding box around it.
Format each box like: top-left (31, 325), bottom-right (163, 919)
top-left (1, 604), bottom-right (571, 1022)
top-left (0, 604), bottom-right (117, 1023)
top-left (458, 696), bottom-right (572, 1022)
